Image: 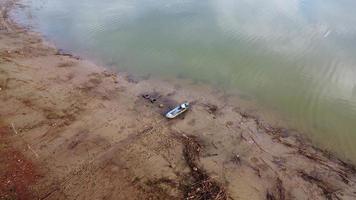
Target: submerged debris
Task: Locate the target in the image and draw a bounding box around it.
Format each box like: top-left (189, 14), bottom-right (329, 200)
top-left (126, 74), bottom-right (140, 84)
top-left (55, 49), bottom-right (80, 60)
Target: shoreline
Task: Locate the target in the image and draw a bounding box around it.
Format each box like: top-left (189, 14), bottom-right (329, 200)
top-left (1, 1), bottom-right (356, 199)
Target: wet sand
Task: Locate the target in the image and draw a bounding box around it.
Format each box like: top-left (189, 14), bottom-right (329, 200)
top-left (1, 1), bottom-right (356, 199)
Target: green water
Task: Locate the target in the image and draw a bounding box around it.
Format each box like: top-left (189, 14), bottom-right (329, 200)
top-left (15, 0), bottom-right (356, 162)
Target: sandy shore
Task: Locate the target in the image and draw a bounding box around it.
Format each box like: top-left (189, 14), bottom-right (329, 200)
top-left (1, 1), bottom-right (356, 199)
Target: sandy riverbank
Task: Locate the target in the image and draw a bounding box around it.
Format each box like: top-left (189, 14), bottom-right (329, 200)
top-left (1, 1), bottom-right (356, 199)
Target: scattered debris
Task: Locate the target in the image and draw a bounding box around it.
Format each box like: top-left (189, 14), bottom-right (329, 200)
top-left (142, 177), bottom-right (181, 199)
top-left (297, 149), bottom-right (326, 166)
top-left (142, 93), bottom-right (161, 103)
top-left (299, 171), bottom-right (339, 200)
top-left (266, 178), bottom-right (285, 200)
top-left (231, 154), bottom-right (241, 165)
top-left (146, 178), bottom-right (179, 188)
top-left (139, 126), bottom-right (154, 135)
top-left (225, 121), bottom-right (233, 127)
top-left (180, 134), bottom-right (227, 200)
top-left (272, 156), bottom-right (286, 170)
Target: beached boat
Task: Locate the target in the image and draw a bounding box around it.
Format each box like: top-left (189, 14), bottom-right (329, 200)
top-left (165, 102), bottom-right (189, 119)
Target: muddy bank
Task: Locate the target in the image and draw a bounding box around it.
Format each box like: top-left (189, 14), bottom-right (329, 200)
top-left (1, 1), bottom-right (356, 199)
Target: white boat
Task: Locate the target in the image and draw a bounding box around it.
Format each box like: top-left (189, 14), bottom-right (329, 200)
top-left (165, 102), bottom-right (189, 119)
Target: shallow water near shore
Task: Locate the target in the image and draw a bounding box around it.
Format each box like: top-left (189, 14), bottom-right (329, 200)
top-left (14, 0), bottom-right (356, 162)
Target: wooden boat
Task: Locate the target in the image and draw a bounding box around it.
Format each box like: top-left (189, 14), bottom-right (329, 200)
top-left (165, 102), bottom-right (189, 119)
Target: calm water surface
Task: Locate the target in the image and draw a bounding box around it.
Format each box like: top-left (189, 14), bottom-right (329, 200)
top-left (16, 0), bottom-right (356, 162)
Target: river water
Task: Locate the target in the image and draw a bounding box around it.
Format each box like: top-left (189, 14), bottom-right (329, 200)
top-left (15, 0), bottom-right (356, 162)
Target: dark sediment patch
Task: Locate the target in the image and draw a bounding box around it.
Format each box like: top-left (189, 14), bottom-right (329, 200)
top-left (56, 61), bottom-right (75, 68)
top-left (202, 103), bottom-right (219, 116)
top-left (188, 119), bottom-right (196, 126)
top-left (144, 178), bottom-right (181, 199)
